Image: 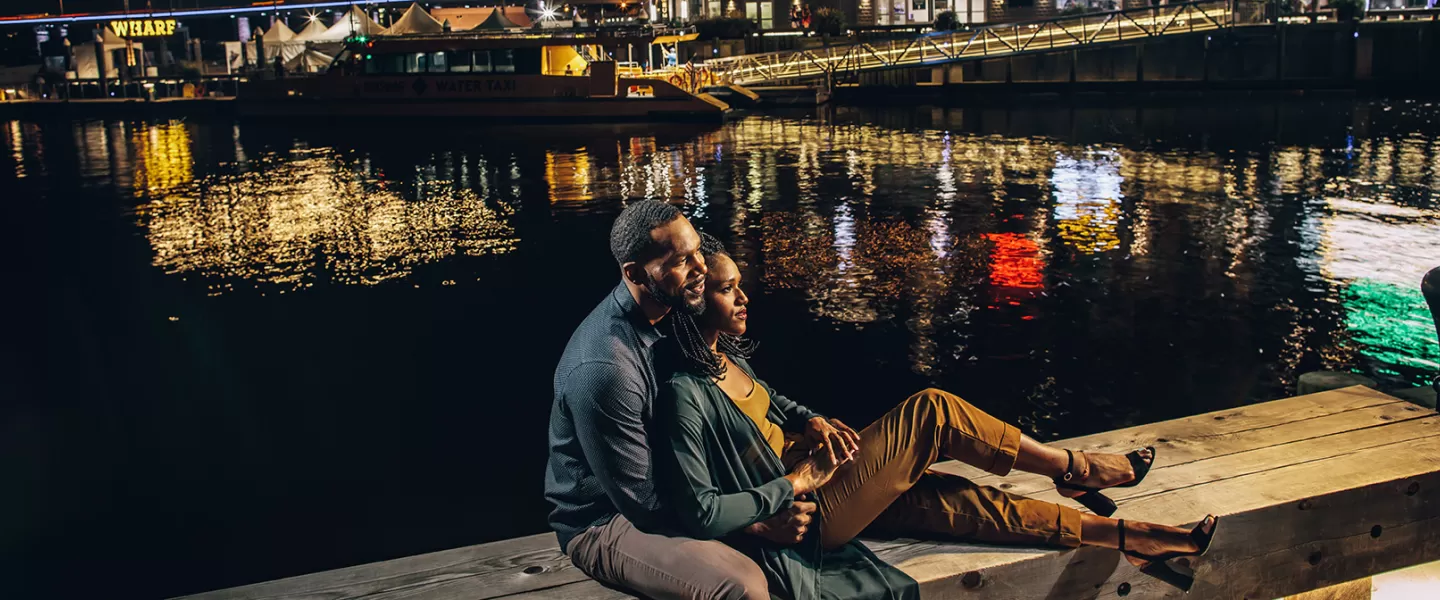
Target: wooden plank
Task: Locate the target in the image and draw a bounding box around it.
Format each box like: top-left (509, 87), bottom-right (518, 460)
top-left (934, 386), bottom-right (1411, 493)
top-left (176, 388), bottom-right (1440, 600)
top-left (498, 581), bottom-right (632, 600)
top-left (978, 410), bottom-right (1440, 511)
top-left (173, 533), bottom-right (580, 600)
top-left (172, 526), bottom-right (925, 600)
top-left (878, 427), bottom-right (1440, 598)
top-left (1285, 578), bottom-right (1372, 600)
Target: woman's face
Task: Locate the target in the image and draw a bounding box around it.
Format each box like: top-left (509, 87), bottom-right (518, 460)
top-left (702, 253), bottom-right (749, 337)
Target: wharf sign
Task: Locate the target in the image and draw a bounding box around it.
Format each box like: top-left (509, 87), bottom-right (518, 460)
top-left (110, 19), bottom-right (179, 38)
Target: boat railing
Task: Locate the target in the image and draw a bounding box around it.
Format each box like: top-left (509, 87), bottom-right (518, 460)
top-left (374, 24), bottom-right (696, 44)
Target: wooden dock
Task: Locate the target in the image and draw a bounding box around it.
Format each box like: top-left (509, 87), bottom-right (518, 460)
top-left (177, 386), bottom-right (1440, 599)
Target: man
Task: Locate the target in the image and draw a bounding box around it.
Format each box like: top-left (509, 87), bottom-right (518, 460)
top-left (544, 201), bottom-right (812, 600)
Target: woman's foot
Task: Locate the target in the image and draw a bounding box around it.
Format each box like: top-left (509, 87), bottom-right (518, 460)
top-left (1113, 516), bottom-right (1219, 592)
top-left (1057, 448), bottom-right (1154, 497)
top-left (1118, 516), bottom-right (1217, 566)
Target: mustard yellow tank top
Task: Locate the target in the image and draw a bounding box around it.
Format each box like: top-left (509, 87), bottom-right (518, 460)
top-left (730, 380), bottom-right (786, 459)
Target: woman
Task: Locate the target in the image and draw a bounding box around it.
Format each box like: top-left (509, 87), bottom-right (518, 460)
top-left (658, 235), bottom-right (1218, 599)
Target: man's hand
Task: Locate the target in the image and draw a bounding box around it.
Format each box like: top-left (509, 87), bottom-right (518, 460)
top-left (804, 417), bottom-right (861, 466)
top-left (745, 501), bottom-right (817, 545)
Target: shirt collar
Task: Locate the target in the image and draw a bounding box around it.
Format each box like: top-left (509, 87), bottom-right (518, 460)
top-left (611, 282), bottom-right (665, 348)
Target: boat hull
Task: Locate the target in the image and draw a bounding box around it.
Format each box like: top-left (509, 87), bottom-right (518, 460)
top-left (238, 74), bottom-right (729, 122)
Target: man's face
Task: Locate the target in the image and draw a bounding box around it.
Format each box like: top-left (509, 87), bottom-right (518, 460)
top-left (640, 217), bottom-right (708, 315)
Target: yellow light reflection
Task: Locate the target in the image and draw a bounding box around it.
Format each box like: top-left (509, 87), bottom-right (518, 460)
top-left (7, 120), bottom-right (24, 178)
top-left (132, 121), bottom-right (194, 197)
top-left (139, 147), bottom-right (516, 291)
top-left (546, 148), bottom-right (594, 203)
top-left (1051, 150), bottom-right (1122, 255)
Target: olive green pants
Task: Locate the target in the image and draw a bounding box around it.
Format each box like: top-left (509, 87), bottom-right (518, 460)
top-left (816, 388), bottom-right (1084, 550)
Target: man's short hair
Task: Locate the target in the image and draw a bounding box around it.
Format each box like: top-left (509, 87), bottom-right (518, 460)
top-left (609, 200), bottom-right (684, 265)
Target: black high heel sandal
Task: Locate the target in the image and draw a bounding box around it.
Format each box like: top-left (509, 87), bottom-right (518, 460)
top-left (1054, 447), bottom-right (1156, 517)
top-left (1118, 515), bottom-right (1219, 593)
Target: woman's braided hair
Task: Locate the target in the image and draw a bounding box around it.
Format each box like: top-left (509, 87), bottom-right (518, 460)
top-left (666, 233), bottom-right (757, 380)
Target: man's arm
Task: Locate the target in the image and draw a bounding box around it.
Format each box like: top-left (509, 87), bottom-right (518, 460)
top-left (567, 361), bottom-right (662, 530)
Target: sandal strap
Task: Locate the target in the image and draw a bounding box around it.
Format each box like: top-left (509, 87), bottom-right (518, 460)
top-left (1117, 519), bottom-right (1127, 553)
top-left (1061, 449), bottom-right (1087, 483)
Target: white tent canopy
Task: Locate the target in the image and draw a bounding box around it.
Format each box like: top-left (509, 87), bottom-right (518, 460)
top-left (284, 48), bottom-right (335, 73)
top-left (261, 21), bottom-right (296, 43)
top-left (251, 21), bottom-right (296, 63)
top-left (320, 6), bottom-right (387, 40)
top-left (385, 3), bottom-right (444, 35)
top-left (73, 29), bottom-right (146, 78)
top-left (290, 19), bottom-right (329, 42)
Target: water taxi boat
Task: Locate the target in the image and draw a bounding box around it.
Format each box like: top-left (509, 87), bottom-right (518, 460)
top-left (238, 27), bottom-right (729, 122)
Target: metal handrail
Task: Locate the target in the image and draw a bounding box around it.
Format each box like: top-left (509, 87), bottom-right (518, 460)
top-left (704, 0), bottom-right (1260, 86)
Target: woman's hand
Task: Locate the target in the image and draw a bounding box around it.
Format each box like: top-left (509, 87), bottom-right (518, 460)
top-left (784, 447), bottom-right (844, 496)
top-left (803, 417), bottom-right (861, 466)
top-left (744, 501), bottom-right (817, 545)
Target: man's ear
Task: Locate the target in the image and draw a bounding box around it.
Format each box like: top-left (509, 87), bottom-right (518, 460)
top-left (621, 262), bottom-right (646, 287)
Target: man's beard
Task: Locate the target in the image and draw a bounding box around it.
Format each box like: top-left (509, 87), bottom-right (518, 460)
top-left (644, 278), bottom-right (705, 316)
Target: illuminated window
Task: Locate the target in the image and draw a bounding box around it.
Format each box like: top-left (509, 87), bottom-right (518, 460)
top-left (474, 50), bottom-right (493, 73)
top-left (428, 51), bottom-right (447, 73)
top-left (745, 2), bottom-right (773, 29)
top-left (493, 49), bottom-right (515, 73)
top-left (405, 52), bottom-right (425, 73)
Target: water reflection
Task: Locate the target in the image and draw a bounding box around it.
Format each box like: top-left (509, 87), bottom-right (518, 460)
top-left (7, 120), bottom-right (25, 178)
top-left (1051, 150), bottom-right (1122, 255)
top-left (130, 123), bottom-right (518, 290)
top-left (156, 109), bottom-right (1438, 390)
top-left (1319, 197), bottom-right (1440, 375)
top-left (132, 122), bottom-right (194, 197)
top-left (28, 103), bottom-right (1440, 396)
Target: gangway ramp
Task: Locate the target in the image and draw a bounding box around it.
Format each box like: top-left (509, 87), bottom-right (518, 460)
top-left (705, 0), bottom-right (1265, 86)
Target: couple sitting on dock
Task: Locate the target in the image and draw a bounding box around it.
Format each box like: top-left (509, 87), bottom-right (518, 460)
top-left (544, 201), bottom-right (1219, 600)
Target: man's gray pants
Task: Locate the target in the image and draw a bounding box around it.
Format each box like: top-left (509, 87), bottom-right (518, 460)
top-left (566, 515), bottom-right (770, 600)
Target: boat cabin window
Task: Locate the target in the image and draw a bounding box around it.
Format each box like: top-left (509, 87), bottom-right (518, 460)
top-left (493, 50), bottom-right (516, 74)
top-left (442, 50), bottom-right (491, 73)
top-left (390, 52), bottom-right (449, 73)
top-left (363, 49), bottom-right (526, 75)
top-left (448, 50), bottom-right (471, 73)
top-left (365, 54), bottom-right (404, 75)
top-left (440, 50), bottom-right (514, 74)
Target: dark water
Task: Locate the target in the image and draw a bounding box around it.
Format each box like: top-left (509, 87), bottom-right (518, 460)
top-left (5, 100), bottom-right (1439, 599)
